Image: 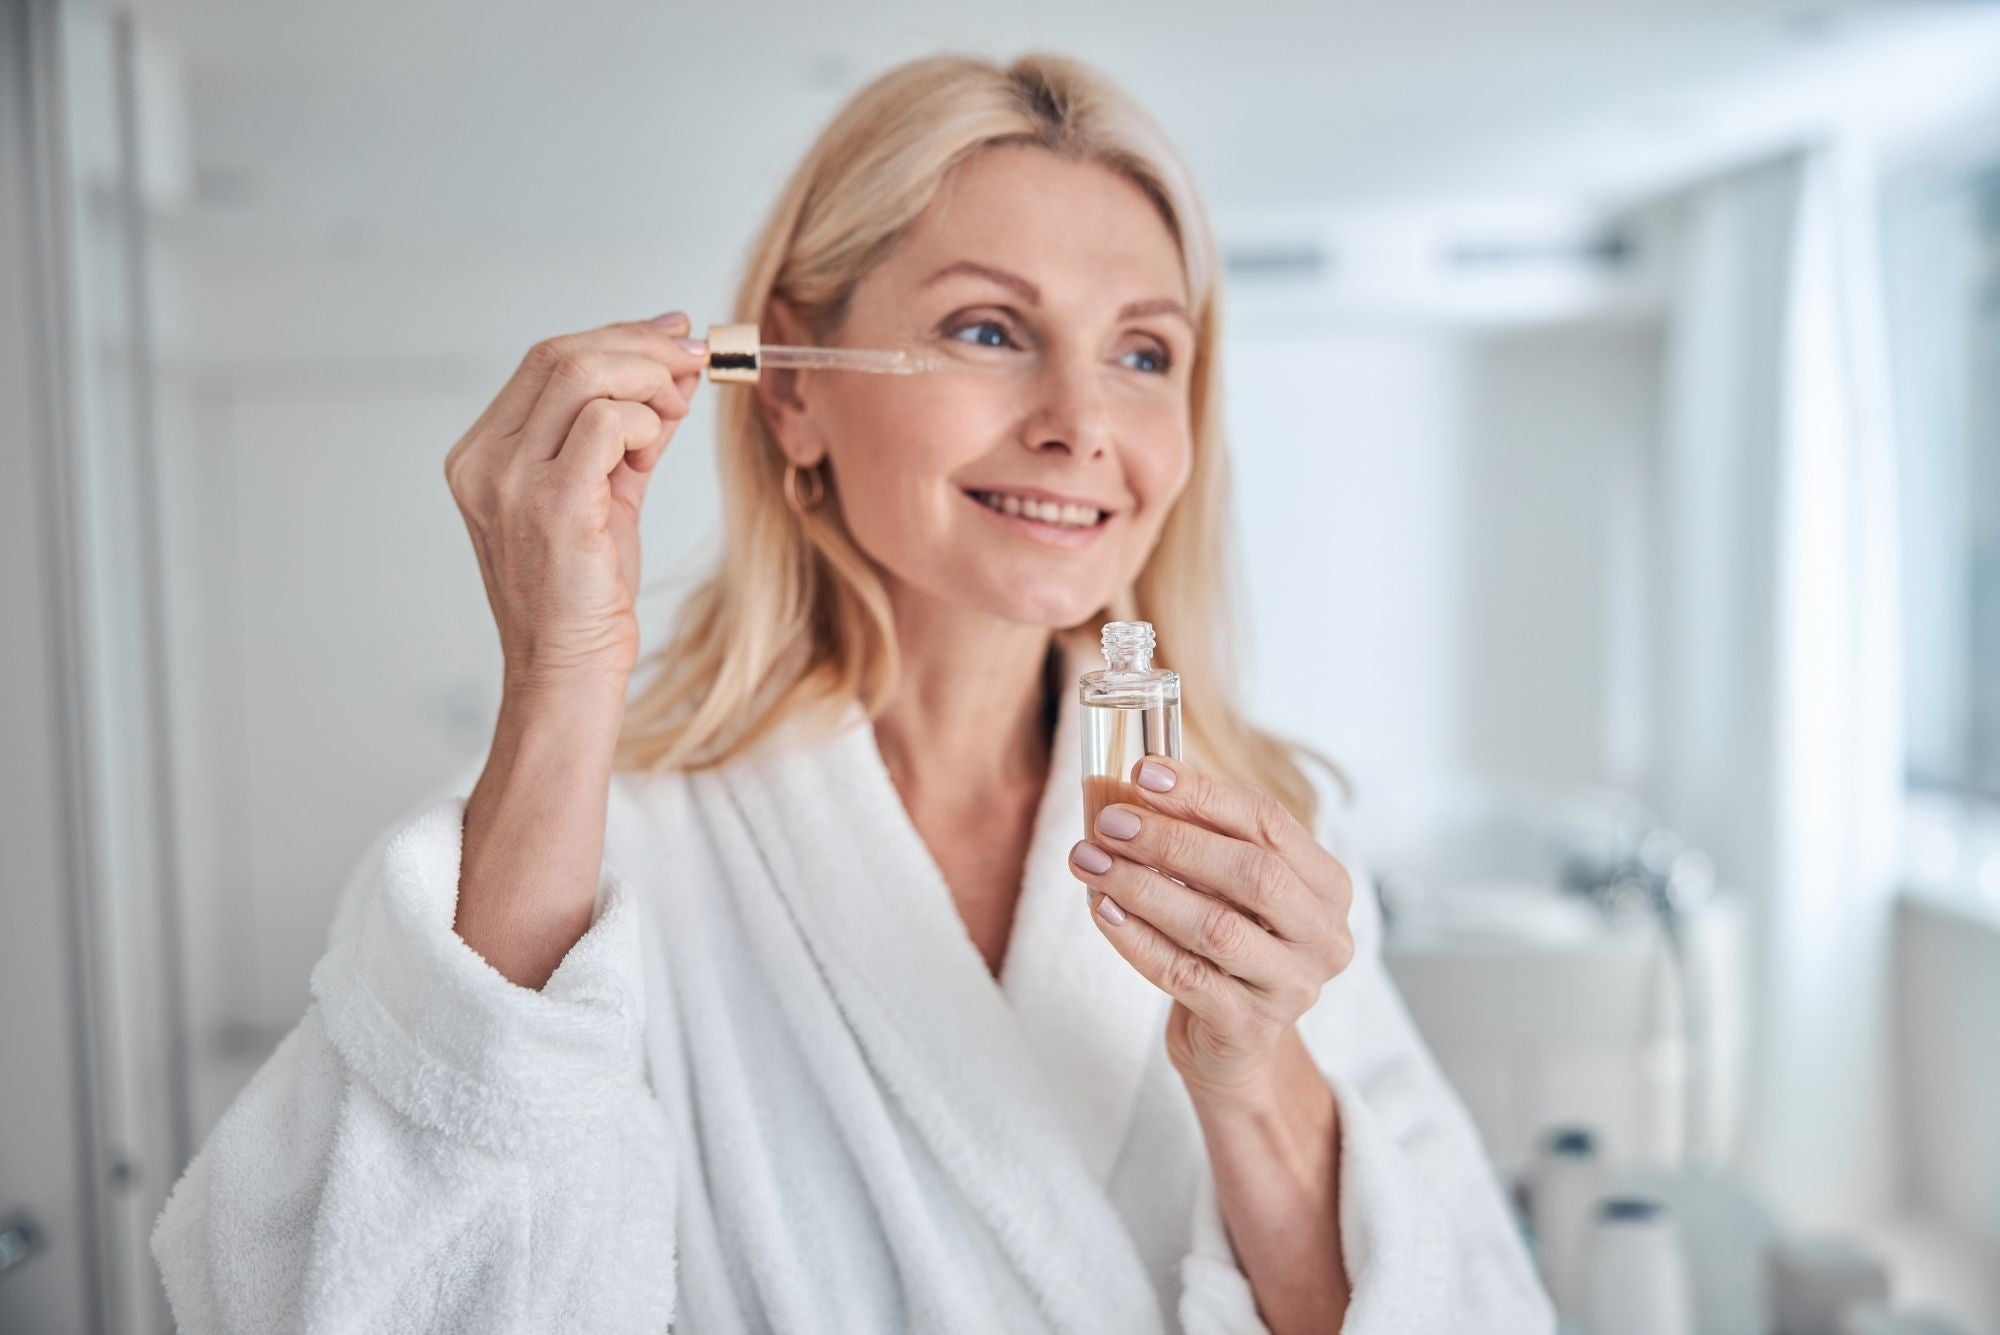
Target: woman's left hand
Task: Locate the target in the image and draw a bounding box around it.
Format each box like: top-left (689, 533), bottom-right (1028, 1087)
top-left (1070, 756), bottom-right (1356, 1102)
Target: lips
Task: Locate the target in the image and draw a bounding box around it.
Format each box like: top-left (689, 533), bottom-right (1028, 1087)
top-left (962, 487), bottom-right (1110, 529)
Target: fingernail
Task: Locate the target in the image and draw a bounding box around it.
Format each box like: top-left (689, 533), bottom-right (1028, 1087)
top-left (1071, 840), bottom-right (1112, 874)
top-left (648, 310), bottom-right (690, 328)
top-left (1096, 894), bottom-right (1127, 926)
top-left (1136, 761), bottom-right (1176, 793)
top-left (1095, 806), bottom-right (1141, 840)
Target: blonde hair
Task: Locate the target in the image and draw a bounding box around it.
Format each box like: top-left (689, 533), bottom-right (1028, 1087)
top-left (615, 51), bottom-right (1348, 826)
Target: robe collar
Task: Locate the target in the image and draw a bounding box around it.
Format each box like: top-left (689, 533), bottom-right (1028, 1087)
top-left (713, 634), bottom-right (1171, 1331)
top-left (997, 636), bottom-right (1174, 1181)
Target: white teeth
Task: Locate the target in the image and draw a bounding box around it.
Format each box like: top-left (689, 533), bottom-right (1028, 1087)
top-left (972, 490), bottom-right (1103, 528)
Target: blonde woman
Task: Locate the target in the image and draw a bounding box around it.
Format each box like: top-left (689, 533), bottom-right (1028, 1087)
top-left (153, 53), bottom-right (1550, 1335)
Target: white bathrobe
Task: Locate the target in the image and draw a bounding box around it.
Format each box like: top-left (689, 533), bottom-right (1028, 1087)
top-left (151, 646), bottom-right (1553, 1335)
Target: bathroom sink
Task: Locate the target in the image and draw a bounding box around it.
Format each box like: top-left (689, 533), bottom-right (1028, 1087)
top-left (1384, 887), bottom-right (1749, 1173)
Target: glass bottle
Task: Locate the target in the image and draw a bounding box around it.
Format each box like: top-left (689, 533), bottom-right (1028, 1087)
top-left (1079, 620), bottom-right (1182, 836)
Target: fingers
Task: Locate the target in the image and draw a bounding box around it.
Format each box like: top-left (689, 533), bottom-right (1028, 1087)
top-left (1088, 803), bottom-right (1307, 941)
top-left (520, 349), bottom-right (692, 463)
top-left (1069, 838), bottom-right (1294, 995)
top-left (1068, 859), bottom-right (1297, 1031)
top-left (519, 316), bottom-right (707, 392)
top-left (1112, 934), bottom-right (1238, 1030)
top-left (552, 397), bottom-right (665, 486)
top-left (1126, 754), bottom-right (1317, 868)
top-left (486, 317), bottom-right (707, 444)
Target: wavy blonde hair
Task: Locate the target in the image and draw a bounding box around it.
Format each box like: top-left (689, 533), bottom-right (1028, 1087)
top-left (615, 51), bottom-right (1347, 827)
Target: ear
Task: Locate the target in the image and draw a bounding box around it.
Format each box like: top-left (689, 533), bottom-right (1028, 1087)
top-left (754, 296), bottom-right (825, 468)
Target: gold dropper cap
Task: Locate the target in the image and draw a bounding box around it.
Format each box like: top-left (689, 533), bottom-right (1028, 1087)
top-left (701, 323), bottom-right (762, 383)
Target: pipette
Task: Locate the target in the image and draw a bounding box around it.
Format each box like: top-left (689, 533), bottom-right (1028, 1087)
top-left (673, 322), bottom-right (953, 382)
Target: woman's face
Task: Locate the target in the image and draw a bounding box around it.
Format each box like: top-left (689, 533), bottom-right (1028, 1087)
top-left (762, 145), bottom-right (1197, 629)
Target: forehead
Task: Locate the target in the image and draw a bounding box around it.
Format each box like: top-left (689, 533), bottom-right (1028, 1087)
top-left (873, 145), bottom-right (1188, 310)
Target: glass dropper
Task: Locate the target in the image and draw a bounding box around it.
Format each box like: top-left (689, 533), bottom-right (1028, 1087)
top-left (673, 322), bottom-right (952, 382)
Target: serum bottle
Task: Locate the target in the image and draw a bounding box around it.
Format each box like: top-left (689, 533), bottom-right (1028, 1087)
top-left (1079, 620), bottom-right (1182, 834)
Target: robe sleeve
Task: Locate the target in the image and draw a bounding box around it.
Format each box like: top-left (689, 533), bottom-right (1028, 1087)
top-left (149, 792), bottom-right (679, 1335)
top-left (1178, 799), bottom-right (1554, 1335)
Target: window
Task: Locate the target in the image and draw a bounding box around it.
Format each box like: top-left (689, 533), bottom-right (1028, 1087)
top-left (1891, 164), bottom-right (2000, 802)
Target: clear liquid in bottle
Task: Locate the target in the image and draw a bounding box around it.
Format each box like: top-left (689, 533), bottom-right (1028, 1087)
top-left (1079, 620), bottom-right (1181, 836)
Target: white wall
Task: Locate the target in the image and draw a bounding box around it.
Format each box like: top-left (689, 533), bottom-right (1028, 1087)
top-left (1228, 317), bottom-right (1663, 882)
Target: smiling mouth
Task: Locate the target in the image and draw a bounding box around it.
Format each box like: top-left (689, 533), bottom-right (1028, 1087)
top-left (962, 488), bottom-right (1110, 529)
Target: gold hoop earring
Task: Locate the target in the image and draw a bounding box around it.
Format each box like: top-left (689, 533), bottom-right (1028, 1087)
top-left (784, 460), bottom-right (826, 515)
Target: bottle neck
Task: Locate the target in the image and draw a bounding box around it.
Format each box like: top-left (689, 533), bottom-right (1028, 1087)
top-left (1100, 620), bottom-right (1157, 674)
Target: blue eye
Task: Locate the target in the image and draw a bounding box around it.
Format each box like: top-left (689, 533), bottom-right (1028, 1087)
top-left (947, 318), bottom-right (1016, 350)
top-left (944, 315), bottom-right (1170, 373)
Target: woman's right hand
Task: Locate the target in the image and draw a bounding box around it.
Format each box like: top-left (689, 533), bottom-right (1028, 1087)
top-left (445, 312), bottom-right (706, 696)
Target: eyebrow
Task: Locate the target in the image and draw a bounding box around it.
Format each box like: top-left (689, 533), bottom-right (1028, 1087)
top-left (920, 259), bottom-right (1193, 329)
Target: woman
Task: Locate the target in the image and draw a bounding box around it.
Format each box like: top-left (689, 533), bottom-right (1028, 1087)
top-left (152, 52), bottom-right (1551, 1335)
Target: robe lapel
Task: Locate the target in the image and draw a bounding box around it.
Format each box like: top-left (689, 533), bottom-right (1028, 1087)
top-left (999, 637), bottom-right (1173, 1184)
top-left (713, 645), bottom-right (1171, 1334)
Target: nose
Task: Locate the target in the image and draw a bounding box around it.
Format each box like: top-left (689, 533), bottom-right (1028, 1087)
top-left (1018, 349), bottom-right (1113, 459)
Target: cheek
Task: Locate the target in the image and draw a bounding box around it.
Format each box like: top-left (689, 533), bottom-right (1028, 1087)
top-left (1127, 415), bottom-right (1196, 519)
top-left (826, 386), bottom-right (991, 534)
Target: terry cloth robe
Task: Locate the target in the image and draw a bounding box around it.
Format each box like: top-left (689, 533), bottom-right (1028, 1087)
top-left (151, 642), bottom-right (1553, 1335)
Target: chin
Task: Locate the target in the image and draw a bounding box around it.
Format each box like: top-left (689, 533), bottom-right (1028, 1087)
top-left (980, 582), bottom-right (1111, 630)
top-left (866, 527), bottom-right (1124, 628)
top-left (914, 565), bottom-right (1099, 630)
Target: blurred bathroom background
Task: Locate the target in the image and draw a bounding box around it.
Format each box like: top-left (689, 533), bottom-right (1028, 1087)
top-left (4, 0), bottom-right (1998, 1330)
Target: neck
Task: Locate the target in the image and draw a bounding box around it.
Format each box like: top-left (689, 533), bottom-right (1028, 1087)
top-left (874, 587), bottom-right (1060, 808)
